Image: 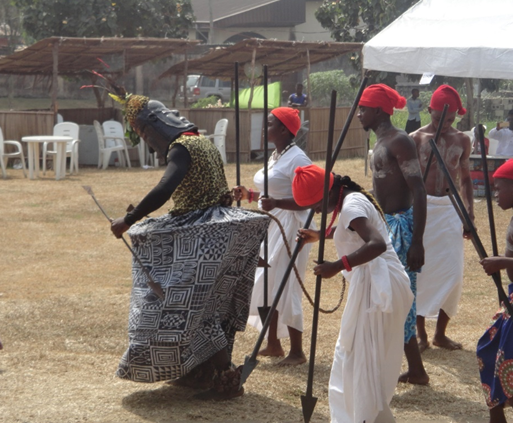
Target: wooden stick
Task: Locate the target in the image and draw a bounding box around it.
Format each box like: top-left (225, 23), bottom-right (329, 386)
top-left (301, 90), bottom-right (336, 423)
top-left (234, 62), bottom-right (241, 207)
top-left (423, 104), bottom-right (449, 182)
top-left (240, 73), bottom-right (369, 388)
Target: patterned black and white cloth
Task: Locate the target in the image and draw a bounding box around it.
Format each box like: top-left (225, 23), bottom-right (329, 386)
top-left (116, 205), bottom-right (269, 383)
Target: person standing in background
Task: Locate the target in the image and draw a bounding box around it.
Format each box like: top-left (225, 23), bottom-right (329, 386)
top-left (405, 89), bottom-right (423, 134)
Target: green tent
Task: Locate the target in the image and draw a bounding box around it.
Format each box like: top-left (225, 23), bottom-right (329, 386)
top-left (230, 81), bottom-right (282, 109)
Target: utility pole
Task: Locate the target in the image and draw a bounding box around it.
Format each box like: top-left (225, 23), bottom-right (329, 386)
top-left (208, 0), bottom-right (214, 44)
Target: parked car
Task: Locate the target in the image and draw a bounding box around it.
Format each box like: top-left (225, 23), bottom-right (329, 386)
top-left (179, 74), bottom-right (201, 104)
top-left (191, 76), bottom-right (232, 103)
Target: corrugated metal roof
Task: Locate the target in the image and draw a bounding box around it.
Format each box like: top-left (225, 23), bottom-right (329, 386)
top-left (159, 38), bottom-right (363, 79)
top-left (0, 37), bottom-right (200, 76)
top-left (191, 0), bottom-right (281, 23)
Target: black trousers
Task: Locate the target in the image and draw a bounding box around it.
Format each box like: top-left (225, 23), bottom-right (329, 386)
top-left (405, 119), bottom-right (421, 134)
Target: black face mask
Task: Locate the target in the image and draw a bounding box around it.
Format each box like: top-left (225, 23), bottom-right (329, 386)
top-left (135, 100), bottom-right (197, 162)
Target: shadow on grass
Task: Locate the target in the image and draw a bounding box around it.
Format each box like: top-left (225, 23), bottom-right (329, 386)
top-left (122, 383), bottom-right (322, 423)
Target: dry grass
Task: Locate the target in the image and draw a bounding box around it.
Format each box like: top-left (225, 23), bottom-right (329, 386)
top-left (0, 158), bottom-right (512, 423)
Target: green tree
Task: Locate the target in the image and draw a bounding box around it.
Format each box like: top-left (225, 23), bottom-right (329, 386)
top-left (0, 0), bottom-right (22, 54)
top-left (13, 0), bottom-right (194, 40)
top-left (305, 70), bottom-right (358, 107)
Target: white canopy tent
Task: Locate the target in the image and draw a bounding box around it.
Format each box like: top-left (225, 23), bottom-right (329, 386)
top-left (363, 0), bottom-right (513, 79)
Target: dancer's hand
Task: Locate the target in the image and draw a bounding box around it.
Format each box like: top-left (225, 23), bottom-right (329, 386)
top-left (406, 241), bottom-right (424, 272)
top-left (480, 256), bottom-right (507, 275)
top-left (313, 260), bottom-right (342, 279)
top-left (296, 229), bottom-right (320, 245)
top-left (260, 197), bottom-right (277, 211)
top-left (111, 217), bottom-right (130, 239)
top-left (232, 186), bottom-right (248, 202)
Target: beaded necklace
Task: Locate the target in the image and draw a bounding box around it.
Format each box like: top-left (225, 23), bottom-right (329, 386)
top-left (268, 142), bottom-right (296, 169)
top-left (325, 186), bottom-right (344, 237)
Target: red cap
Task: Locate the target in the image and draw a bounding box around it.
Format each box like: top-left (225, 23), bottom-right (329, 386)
top-left (493, 159), bottom-right (513, 180)
top-left (271, 107), bottom-right (301, 136)
top-left (358, 84), bottom-right (406, 115)
top-left (292, 165), bottom-right (334, 207)
top-left (430, 85), bottom-right (466, 115)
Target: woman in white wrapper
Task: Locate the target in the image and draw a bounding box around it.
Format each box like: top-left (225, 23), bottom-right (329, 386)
top-left (233, 107), bottom-right (314, 365)
top-left (294, 164), bottom-right (413, 423)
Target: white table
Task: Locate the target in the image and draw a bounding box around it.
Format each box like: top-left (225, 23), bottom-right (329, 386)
top-left (22, 135), bottom-right (73, 180)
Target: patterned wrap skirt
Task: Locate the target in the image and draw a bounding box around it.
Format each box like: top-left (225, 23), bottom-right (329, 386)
top-left (385, 207), bottom-right (418, 343)
top-left (477, 284), bottom-right (513, 409)
top-left (116, 205), bottom-right (270, 383)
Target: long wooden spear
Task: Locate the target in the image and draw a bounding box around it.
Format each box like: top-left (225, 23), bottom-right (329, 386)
top-left (301, 90), bottom-right (337, 423)
top-left (428, 140), bottom-right (513, 315)
top-left (82, 185), bottom-right (165, 300)
top-left (234, 62), bottom-right (241, 207)
top-left (478, 124), bottom-right (500, 257)
top-left (258, 64), bottom-right (271, 324)
top-left (239, 74), bottom-right (369, 387)
top-left (423, 104), bottom-right (449, 182)
top-left (477, 123), bottom-right (503, 303)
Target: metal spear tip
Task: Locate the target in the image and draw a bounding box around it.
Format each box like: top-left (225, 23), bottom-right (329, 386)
top-left (239, 355), bottom-right (259, 389)
top-left (82, 185), bottom-right (94, 195)
top-left (301, 394), bottom-right (318, 423)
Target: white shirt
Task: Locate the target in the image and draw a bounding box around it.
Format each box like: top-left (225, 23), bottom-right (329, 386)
top-left (406, 97), bottom-right (423, 121)
top-left (489, 127), bottom-right (513, 156)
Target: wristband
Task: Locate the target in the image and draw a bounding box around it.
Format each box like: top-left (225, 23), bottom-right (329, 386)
top-left (248, 188), bottom-right (254, 203)
top-left (341, 255), bottom-right (352, 272)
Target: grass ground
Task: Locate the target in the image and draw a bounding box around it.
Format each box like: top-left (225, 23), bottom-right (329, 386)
top-left (0, 159), bottom-right (512, 422)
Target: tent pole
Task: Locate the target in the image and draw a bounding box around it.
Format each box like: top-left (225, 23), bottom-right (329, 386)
top-left (306, 48), bottom-right (311, 108)
top-left (52, 41), bottom-right (59, 120)
top-left (183, 48), bottom-right (189, 109)
top-left (247, 48), bottom-right (257, 152)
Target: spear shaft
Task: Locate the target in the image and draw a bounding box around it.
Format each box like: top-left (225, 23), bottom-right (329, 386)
top-left (427, 141), bottom-right (512, 315)
top-left (301, 90), bottom-right (337, 423)
top-left (82, 185), bottom-right (165, 300)
top-left (240, 74), bottom-right (369, 387)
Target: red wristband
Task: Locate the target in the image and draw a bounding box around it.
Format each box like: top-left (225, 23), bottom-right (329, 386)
top-left (342, 255), bottom-right (352, 272)
top-left (248, 188), bottom-right (254, 203)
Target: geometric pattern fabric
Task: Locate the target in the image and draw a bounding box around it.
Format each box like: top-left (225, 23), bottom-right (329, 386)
top-left (116, 205), bottom-right (269, 383)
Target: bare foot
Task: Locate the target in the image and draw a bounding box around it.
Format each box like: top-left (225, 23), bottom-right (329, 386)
top-left (258, 345), bottom-right (285, 357)
top-left (278, 352), bottom-right (307, 366)
top-left (417, 338), bottom-right (430, 354)
top-left (398, 371), bottom-right (430, 385)
top-left (432, 335), bottom-right (462, 350)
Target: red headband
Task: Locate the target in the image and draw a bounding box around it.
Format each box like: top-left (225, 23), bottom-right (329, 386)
top-left (271, 107), bottom-right (301, 136)
top-left (292, 165), bottom-right (334, 207)
top-left (359, 84), bottom-right (406, 115)
top-left (493, 159), bottom-right (513, 180)
top-left (430, 85), bottom-right (466, 115)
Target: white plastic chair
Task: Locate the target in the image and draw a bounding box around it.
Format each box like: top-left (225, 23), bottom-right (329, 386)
top-left (102, 120), bottom-right (142, 168)
top-left (206, 118), bottom-right (228, 164)
top-left (0, 127), bottom-right (26, 179)
top-left (43, 122), bottom-right (80, 175)
top-left (93, 121), bottom-right (131, 170)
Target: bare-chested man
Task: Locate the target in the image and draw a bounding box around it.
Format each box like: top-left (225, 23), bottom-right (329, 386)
top-left (359, 83), bottom-right (429, 385)
top-left (410, 84), bottom-right (473, 353)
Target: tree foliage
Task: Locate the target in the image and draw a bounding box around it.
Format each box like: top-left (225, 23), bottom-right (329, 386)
top-left (13, 0), bottom-right (194, 40)
top-left (315, 0), bottom-right (417, 43)
top-left (305, 70), bottom-right (358, 107)
top-left (0, 0), bottom-right (22, 54)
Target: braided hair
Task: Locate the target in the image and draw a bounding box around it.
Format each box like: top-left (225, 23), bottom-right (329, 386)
top-left (333, 174), bottom-right (386, 222)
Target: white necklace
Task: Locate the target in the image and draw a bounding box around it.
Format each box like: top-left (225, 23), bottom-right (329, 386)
top-left (269, 142), bottom-right (295, 168)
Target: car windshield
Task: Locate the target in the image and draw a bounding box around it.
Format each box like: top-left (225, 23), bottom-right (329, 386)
top-left (187, 75), bottom-right (200, 87)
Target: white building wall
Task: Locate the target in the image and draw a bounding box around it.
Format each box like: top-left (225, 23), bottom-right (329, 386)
top-left (294, 1), bottom-right (333, 42)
